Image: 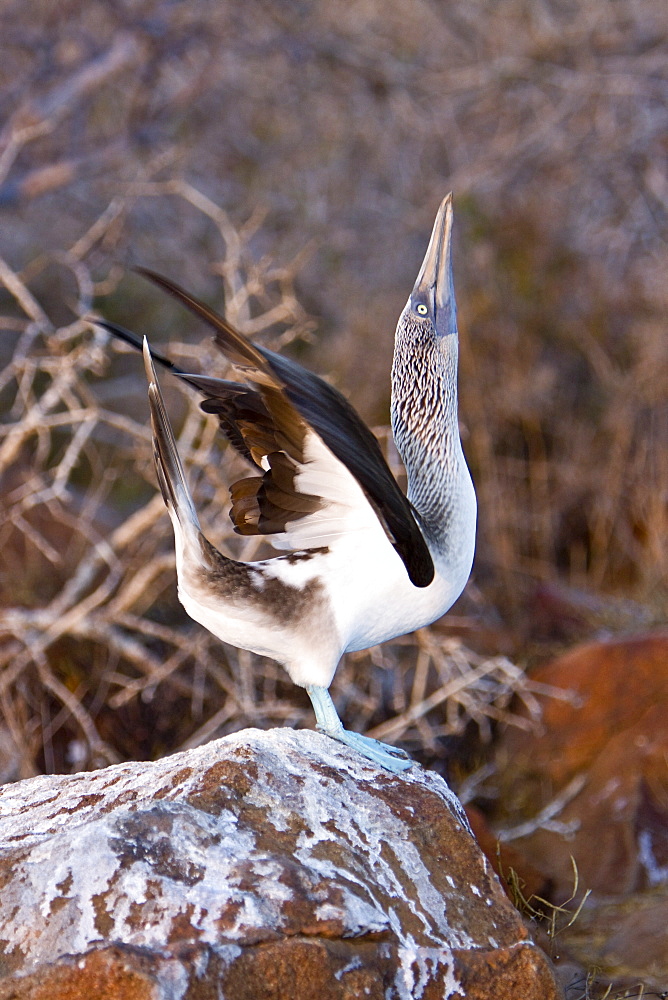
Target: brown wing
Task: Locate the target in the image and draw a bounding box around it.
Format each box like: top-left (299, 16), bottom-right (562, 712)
top-left (99, 312), bottom-right (323, 538)
top-left (197, 383), bottom-right (323, 536)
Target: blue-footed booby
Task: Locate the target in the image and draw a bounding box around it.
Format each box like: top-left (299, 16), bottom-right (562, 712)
top-left (99, 195), bottom-right (476, 772)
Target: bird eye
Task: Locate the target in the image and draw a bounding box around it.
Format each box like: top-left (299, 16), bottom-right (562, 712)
top-left (416, 303), bottom-right (428, 316)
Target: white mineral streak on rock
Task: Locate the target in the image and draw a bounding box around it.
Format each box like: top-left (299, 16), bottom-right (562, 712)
top-left (158, 959), bottom-right (190, 1000)
top-left (333, 955), bottom-right (364, 980)
top-left (4, 803), bottom-right (261, 956)
top-left (396, 940), bottom-right (463, 1000)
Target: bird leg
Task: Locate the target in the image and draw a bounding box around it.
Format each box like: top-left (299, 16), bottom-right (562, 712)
top-left (306, 686), bottom-right (415, 773)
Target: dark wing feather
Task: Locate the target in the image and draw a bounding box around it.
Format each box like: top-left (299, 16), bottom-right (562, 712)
top-left (138, 268), bottom-right (434, 587)
top-left (100, 313), bottom-right (324, 535)
top-left (97, 319), bottom-right (263, 469)
top-left (100, 317), bottom-right (322, 533)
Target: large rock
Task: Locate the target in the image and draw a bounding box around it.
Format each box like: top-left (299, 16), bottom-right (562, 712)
top-left (0, 728), bottom-right (560, 999)
top-left (489, 632), bottom-right (668, 990)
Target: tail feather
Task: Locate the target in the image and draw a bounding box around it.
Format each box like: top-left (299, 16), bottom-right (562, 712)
top-left (142, 338), bottom-right (201, 534)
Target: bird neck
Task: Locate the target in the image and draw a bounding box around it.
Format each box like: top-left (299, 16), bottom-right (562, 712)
top-left (390, 321), bottom-right (464, 542)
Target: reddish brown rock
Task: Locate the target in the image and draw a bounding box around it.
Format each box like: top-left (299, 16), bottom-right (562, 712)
top-left (0, 728), bottom-right (561, 999)
top-left (488, 632), bottom-right (668, 988)
top-left (493, 631), bottom-right (668, 898)
top-left (497, 631), bottom-right (668, 789)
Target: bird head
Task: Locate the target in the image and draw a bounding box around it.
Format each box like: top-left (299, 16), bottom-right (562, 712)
top-left (405, 193), bottom-right (457, 340)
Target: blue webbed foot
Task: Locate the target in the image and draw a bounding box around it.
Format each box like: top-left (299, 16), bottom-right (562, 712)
top-left (306, 685), bottom-right (415, 774)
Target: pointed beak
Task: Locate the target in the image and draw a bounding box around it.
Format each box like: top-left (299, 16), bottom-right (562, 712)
top-left (413, 193), bottom-right (456, 337)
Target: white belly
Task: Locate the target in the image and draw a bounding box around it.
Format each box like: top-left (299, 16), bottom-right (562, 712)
top-left (326, 535), bottom-right (471, 654)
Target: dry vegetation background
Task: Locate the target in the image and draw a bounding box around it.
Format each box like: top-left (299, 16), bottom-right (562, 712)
top-left (0, 0), bottom-right (666, 836)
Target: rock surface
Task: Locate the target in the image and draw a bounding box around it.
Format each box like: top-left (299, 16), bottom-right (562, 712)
top-left (0, 727), bottom-right (560, 999)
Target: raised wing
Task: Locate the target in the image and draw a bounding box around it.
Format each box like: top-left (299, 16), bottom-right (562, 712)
top-left (100, 270), bottom-right (434, 587)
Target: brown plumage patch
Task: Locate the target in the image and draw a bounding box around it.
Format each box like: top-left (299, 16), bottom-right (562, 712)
top-left (279, 547), bottom-right (330, 564)
top-left (192, 535), bottom-right (329, 627)
top-left (229, 451), bottom-right (322, 536)
top-left (189, 363), bottom-right (326, 538)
